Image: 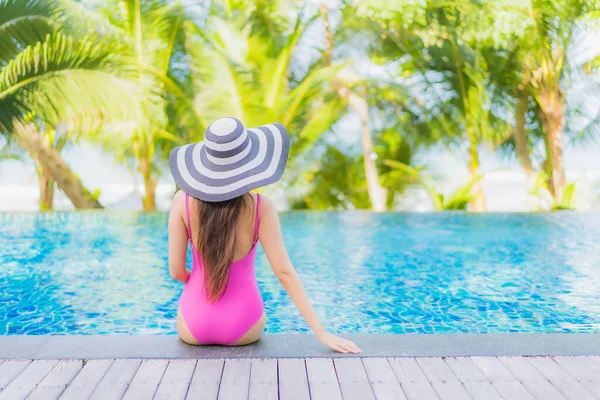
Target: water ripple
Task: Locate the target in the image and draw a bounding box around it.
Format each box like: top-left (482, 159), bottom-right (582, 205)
top-left (0, 211), bottom-right (599, 334)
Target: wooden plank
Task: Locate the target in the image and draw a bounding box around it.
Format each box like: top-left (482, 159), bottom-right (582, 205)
top-left (59, 360), bottom-right (114, 400)
top-left (27, 360), bottom-right (84, 400)
top-left (471, 357), bottom-right (517, 382)
top-left (186, 359), bottom-right (224, 400)
top-left (153, 360), bottom-right (196, 400)
top-left (0, 360), bottom-right (32, 392)
top-left (416, 357), bottom-right (472, 400)
top-left (217, 359), bottom-right (251, 400)
top-left (526, 357), bottom-right (596, 400)
top-left (471, 356), bottom-right (535, 400)
top-left (499, 357), bottom-right (565, 400)
top-left (445, 358), bottom-right (502, 400)
top-left (0, 360), bottom-right (57, 400)
top-left (588, 357), bottom-right (600, 366)
top-left (278, 358), bottom-right (310, 400)
top-left (388, 357), bottom-right (438, 400)
top-left (362, 358), bottom-right (406, 400)
top-left (584, 357), bottom-right (600, 378)
top-left (248, 359), bottom-right (277, 400)
top-left (490, 381), bottom-right (536, 400)
top-left (89, 359), bottom-right (141, 400)
top-left (305, 358), bottom-right (343, 400)
top-left (553, 356), bottom-right (600, 395)
top-left (334, 358), bottom-right (375, 400)
top-left (445, 358), bottom-right (488, 382)
top-left (122, 359), bottom-right (168, 400)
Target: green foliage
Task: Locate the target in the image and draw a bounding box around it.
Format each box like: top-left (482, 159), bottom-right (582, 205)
top-left (0, 0), bottom-right (141, 133)
top-left (0, 31), bottom-right (139, 132)
top-left (0, 0), bottom-right (57, 66)
top-left (290, 145), bottom-right (371, 210)
top-left (384, 160), bottom-right (479, 210)
top-left (185, 8), bottom-right (344, 161)
top-left (354, 1), bottom-right (515, 156)
top-left (529, 171), bottom-right (578, 210)
top-left (91, 188), bottom-right (102, 201)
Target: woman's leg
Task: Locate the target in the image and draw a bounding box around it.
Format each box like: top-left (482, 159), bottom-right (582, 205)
top-left (177, 308), bottom-right (200, 345)
top-left (231, 312), bottom-right (266, 346)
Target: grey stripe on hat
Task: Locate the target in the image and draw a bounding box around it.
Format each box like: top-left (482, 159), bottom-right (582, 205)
top-left (204, 134), bottom-right (251, 159)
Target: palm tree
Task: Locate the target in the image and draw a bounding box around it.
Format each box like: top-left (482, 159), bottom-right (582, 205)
top-left (184, 2), bottom-right (342, 175)
top-left (84, 0), bottom-right (205, 211)
top-left (486, 0), bottom-right (600, 204)
top-left (378, 31), bottom-right (494, 212)
top-left (0, 0), bottom-right (142, 209)
top-left (26, 124), bottom-right (69, 210)
top-left (510, 0), bottom-right (599, 201)
top-left (320, 3), bottom-right (388, 211)
top-left (351, 1), bottom-right (536, 212)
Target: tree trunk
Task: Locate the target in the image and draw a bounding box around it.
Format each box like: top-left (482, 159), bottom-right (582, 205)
top-left (514, 93), bottom-right (536, 184)
top-left (342, 88), bottom-right (388, 211)
top-left (541, 134), bottom-right (554, 196)
top-left (320, 3), bottom-right (387, 211)
top-left (139, 158), bottom-right (157, 211)
top-left (13, 122), bottom-right (103, 209)
top-left (36, 165), bottom-right (54, 211)
top-left (468, 138), bottom-right (486, 212)
top-left (538, 90), bottom-right (566, 201)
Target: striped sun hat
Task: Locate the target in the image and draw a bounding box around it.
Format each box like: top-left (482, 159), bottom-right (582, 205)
top-left (169, 117), bottom-right (290, 202)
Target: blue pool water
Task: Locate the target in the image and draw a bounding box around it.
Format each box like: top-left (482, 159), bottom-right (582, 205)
top-left (1, 212), bottom-right (599, 335)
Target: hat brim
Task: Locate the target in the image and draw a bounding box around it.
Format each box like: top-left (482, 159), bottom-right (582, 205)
top-left (169, 123), bottom-right (290, 202)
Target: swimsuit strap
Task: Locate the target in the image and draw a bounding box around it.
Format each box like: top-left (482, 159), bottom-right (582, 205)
top-left (254, 193), bottom-right (261, 243)
top-left (185, 193), bottom-right (193, 242)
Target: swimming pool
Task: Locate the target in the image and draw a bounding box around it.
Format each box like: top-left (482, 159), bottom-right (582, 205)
top-left (1, 212), bottom-right (599, 335)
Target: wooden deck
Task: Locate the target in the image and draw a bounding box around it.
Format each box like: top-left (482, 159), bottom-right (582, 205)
top-left (0, 356), bottom-right (599, 400)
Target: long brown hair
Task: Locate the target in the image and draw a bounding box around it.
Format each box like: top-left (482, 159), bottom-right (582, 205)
top-left (195, 194), bottom-right (252, 302)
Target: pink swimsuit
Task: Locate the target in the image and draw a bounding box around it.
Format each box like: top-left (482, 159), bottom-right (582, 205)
top-left (179, 193), bottom-right (264, 345)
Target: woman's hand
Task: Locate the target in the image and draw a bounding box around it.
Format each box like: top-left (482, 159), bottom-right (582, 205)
top-left (317, 331), bottom-right (362, 354)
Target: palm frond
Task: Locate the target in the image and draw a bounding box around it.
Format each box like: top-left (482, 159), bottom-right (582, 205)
top-left (0, 0), bottom-right (58, 66)
top-left (444, 176), bottom-right (481, 210)
top-left (0, 32), bottom-right (138, 131)
top-left (264, 12), bottom-right (316, 108)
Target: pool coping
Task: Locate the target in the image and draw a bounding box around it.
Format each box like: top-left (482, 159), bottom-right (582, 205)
top-left (1, 334), bottom-right (599, 359)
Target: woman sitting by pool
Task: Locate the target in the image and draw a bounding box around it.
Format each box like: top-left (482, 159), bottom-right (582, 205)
top-left (167, 117), bottom-right (361, 354)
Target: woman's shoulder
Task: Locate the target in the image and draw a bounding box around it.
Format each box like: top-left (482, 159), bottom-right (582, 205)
top-left (257, 193), bottom-right (277, 219)
top-left (171, 190), bottom-right (186, 211)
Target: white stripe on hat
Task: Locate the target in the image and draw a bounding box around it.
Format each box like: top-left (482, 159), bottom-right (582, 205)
top-left (176, 125), bottom-right (283, 194)
top-left (191, 128), bottom-right (267, 179)
top-left (210, 117), bottom-right (237, 136)
top-left (204, 128), bottom-right (248, 152)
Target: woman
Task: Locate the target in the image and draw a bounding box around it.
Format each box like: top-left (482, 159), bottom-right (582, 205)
top-left (168, 117), bottom-right (360, 354)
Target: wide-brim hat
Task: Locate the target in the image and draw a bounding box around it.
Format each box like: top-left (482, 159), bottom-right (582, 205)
top-left (169, 117), bottom-right (290, 202)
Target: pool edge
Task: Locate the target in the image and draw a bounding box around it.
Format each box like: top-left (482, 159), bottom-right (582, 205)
top-left (1, 333), bottom-right (599, 359)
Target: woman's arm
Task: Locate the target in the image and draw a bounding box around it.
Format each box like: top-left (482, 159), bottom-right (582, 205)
top-left (259, 196), bottom-right (361, 354)
top-left (168, 190), bottom-right (191, 284)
